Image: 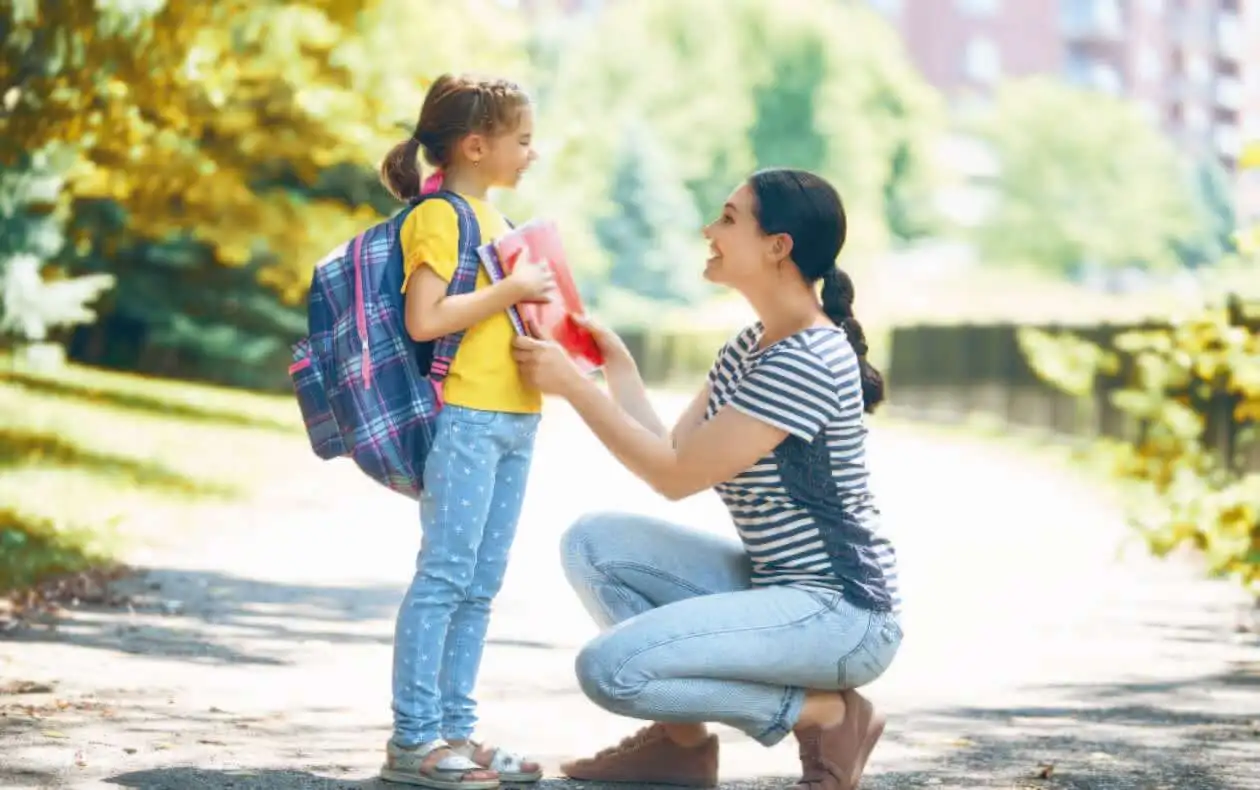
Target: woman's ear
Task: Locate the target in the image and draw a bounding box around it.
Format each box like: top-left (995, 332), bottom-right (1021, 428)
top-left (769, 232), bottom-right (794, 262)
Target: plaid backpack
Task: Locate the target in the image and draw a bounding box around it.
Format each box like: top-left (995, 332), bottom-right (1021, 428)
top-left (288, 191), bottom-right (483, 499)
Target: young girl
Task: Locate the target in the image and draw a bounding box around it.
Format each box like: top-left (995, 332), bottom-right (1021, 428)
top-left (376, 73), bottom-right (553, 789)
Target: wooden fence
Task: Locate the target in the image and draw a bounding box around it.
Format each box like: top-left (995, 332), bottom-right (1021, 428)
top-left (885, 320), bottom-right (1260, 473)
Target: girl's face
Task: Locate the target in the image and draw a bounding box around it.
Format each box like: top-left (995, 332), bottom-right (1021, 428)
top-left (701, 183), bottom-right (782, 288)
top-left (476, 105), bottom-right (537, 189)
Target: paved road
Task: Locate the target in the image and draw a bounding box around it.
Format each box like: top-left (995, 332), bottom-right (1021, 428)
top-left (1, 395), bottom-right (1257, 789)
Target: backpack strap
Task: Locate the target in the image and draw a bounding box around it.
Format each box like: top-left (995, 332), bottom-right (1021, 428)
top-left (426, 191), bottom-right (483, 384)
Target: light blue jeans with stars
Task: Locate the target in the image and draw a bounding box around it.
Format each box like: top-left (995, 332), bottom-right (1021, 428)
top-left (391, 404), bottom-right (541, 747)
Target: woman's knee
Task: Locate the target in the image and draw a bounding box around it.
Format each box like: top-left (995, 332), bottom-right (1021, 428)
top-left (574, 634), bottom-right (639, 714)
top-left (558, 511), bottom-right (627, 585)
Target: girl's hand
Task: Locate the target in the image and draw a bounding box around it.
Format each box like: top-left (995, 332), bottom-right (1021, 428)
top-left (512, 324), bottom-right (584, 398)
top-left (572, 314), bottom-right (634, 371)
top-left (506, 253), bottom-right (556, 303)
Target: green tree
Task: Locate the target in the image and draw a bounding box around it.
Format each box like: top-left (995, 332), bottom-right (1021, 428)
top-left (1, 0), bottom-right (529, 384)
top-left (973, 77), bottom-right (1199, 274)
top-left (1175, 158), bottom-right (1238, 269)
top-left (593, 126), bottom-right (708, 322)
top-left (526, 0), bottom-right (944, 271)
top-left (0, 149), bottom-right (113, 350)
top-left (746, 34), bottom-right (829, 175)
top-left (1017, 140), bottom-right (1260, 601)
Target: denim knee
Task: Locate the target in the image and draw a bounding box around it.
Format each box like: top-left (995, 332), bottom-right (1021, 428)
top-left (574, 635), bottom-right (639, 716)
top-left (559, 512), bottom-right (617, 587)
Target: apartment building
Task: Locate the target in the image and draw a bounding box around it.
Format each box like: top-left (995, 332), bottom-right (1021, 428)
top-left (871, 0), bottom-right (1256, 175)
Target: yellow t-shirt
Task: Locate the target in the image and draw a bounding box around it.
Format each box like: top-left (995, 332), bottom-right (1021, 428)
top-left (400, 195), bottom-right (541, 415)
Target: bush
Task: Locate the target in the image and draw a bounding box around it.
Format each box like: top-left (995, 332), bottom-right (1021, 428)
top-left (0, 508), bottom-right (111, 595)
top-left (1018, 295), bottom-right (1260, 599)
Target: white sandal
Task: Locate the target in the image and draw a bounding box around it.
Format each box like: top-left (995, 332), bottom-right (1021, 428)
top-left (451, 739), bottom-right (543, 784)
top-left (381, 739), bottom-right (501, 789)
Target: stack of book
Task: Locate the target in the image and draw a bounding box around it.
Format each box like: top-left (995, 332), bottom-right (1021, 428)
top-left (477, 219), bottom-right (605, 374)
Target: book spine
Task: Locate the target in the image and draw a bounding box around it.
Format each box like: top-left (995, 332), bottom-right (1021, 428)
top-left (476, 243), bottom-right (528, 336)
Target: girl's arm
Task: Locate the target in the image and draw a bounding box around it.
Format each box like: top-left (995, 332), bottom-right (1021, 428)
top-left (404, 263), bottom-right (550, 342)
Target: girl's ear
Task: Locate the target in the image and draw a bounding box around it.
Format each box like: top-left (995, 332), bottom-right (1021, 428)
top-left (459, 133), bottom-right (487, 166)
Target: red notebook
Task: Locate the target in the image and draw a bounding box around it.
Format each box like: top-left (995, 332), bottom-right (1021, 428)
top-left (476, 219), bottom-right (605, 374)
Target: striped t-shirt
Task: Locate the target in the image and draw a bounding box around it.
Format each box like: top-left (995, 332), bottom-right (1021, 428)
top-left (705, 323), bottom-right (901, 613)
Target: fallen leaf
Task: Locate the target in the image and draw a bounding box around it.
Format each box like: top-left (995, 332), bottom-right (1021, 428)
top-left (153, 742), bottom-right (172, 751)
top-left (123, 747), bottom-right (137, 755)
top-left (0, 681), bottom-right (55, 695)
top-left (41, 730), bottom-right (67, 739)
top-left (1035, 762), bottom-right (1054, 779)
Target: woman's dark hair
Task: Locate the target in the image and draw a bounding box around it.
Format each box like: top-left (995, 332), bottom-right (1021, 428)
top-left (379, 73), bottom-right (531, 201)
top-left (747, 168), bottom-right (885, 413)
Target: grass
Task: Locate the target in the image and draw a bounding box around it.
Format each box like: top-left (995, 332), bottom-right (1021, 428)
top-left (0, 356), bottom-right (309, 594)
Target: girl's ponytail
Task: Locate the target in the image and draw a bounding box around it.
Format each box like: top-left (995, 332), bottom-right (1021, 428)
top-left (379, 73), bottom-right (530, 203)
top-left (379, 137), bottom-right (423, 201)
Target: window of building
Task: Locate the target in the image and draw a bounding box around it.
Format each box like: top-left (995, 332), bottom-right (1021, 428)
top-left (1136, 44), bottom-right (1162, 83)
top-left (1186, 52), bottom-right (1211, 85)
top-left (957, 0), bottom-right (999, 15)
top-left (963, 36), bottom-right (1002, 83)
top-left (1185, 102), bottom-right (1209, 132)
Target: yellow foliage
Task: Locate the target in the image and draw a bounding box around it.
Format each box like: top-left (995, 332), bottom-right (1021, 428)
top-left (1, 0), bottom-right (531, 303)
top-left (1022, 296), bottom-right (1260, 598)
top-left (1016, 326), bottom-right (1119, 397)
top-left (1241, 139), bottom-right (1260, 170)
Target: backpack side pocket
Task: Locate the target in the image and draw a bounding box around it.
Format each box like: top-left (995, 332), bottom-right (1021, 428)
top-left (290, 337), bottom-right (347, 460)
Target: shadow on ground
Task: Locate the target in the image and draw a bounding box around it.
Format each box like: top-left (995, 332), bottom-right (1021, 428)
top-left (17, 567), bottom-right (1260, 790)
top-left (863, 660), bottom-right (1260, 790)
top-left (96, 659), bottom-right (1260, 790)
top-left (3, 566), bottom-right (585, 666)
top-left (105, 769), bottom-right (819, 790)
top-left (2, 568), bottom-right (406, 666)
top-left (0, 370), bottom-right (296, 434)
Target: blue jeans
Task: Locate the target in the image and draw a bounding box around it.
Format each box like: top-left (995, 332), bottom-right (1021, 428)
top-left (392, 405), bottom-right (540, 746)
top-left (560, 512), bottom-right (903, 747)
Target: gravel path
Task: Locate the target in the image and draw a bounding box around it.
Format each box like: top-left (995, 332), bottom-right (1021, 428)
top-left (1, 397), bottom-right (1257, 789)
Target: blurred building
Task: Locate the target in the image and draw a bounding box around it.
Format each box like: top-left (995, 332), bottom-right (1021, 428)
top-left (870, 0), bottom-right (1260, 219)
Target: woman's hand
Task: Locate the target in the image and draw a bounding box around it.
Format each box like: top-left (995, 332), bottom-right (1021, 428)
top-left (572, 314), bottom-right (634, 373)
top-left (512, 328), bottom-right (585, 398)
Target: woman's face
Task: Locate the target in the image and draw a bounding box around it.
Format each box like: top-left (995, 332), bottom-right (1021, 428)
top-left (701, 183), bottom-right (779, 288)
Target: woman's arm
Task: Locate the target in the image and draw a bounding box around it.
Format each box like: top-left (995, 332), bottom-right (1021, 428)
top-left (601, 357), bottom-right (670, 439)
top-left (670, 383), bottom-right (711, 448)
top-left (563, 375), bottom-right (786, 501)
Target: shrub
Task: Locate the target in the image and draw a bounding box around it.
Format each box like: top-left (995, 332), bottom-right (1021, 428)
top-left (1018, 295), bottom-right (1260, 599)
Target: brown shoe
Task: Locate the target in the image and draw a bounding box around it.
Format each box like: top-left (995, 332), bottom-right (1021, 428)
top-left (560, 724), bottom-right (719, 788)
top-left (794, 690), bottom-right (886, 790)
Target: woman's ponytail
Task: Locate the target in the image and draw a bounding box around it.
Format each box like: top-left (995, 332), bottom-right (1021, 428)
top-left (821, 268), bottom-right (885, 414)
